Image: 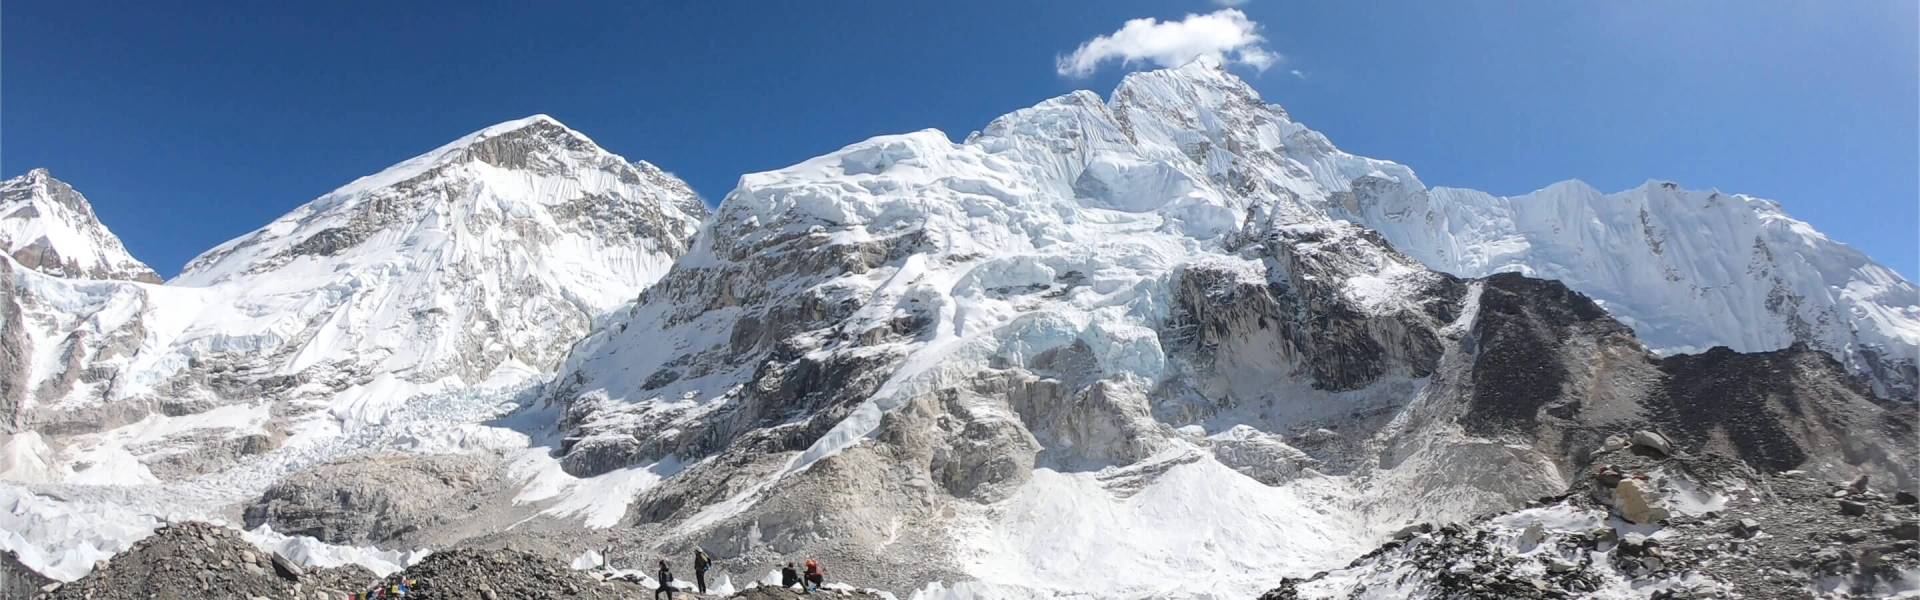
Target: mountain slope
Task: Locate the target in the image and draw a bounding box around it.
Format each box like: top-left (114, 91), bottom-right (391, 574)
top-left (0, 169), bottom-right (161, 283)
top-left (537, 59), bottom-right (1915, 598)
top-left (1337, 177), bottom-right (1920, 401)
top-left (1, 114), bottom-right (705, 485)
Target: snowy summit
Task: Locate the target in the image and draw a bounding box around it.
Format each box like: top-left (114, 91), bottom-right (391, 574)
top-left (0, 168), bottom-right (162, 283)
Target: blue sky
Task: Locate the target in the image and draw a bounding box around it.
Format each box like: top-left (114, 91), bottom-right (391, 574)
top-left (4, 1), bottom-right (1914, 277)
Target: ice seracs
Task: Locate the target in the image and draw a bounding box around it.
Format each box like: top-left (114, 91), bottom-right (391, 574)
top-left (0, 169), bottom-right (161, 283)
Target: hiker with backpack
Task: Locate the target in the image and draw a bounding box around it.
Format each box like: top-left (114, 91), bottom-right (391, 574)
top-left (803, 558), bottom-right (824, 593)
top-left (656, 559), bottom-right (676, 600)
top-left (693, 548), bottom-right (712, 594)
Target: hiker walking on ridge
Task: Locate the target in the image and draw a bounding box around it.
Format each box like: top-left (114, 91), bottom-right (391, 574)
top-left (781, 562), bottom-right (801, 590)
top-left (656, 559), bottom-right (676, 600)
top-left (804, 558), bottom-right (824, 594)
top-left (693, 548), bottom-right (712, 594)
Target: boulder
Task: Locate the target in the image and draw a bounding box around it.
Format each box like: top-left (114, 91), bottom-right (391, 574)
top-left (1732, 518), bottom-right (1762, 539)
top-left (271, 553), bottom-right (306, 580)
top-left (1390, 523), bottom-right (1431, 541)
top-left (1890, 521), bottom-right (1920, 541)
top-left (1518, 521), bottom-right (1547, 552)
top-left (1839, 500), bottom-right (1868, 517)
top-left (1618, 532), bottom-right (1656, 555)
top-left (1594, 469), bottom-right (1625, 488)
top-left (1590, 435), bottom-right (1631, 459)
top-left (1629, 431), bottom-right (1672, 457)
top-left (1614, 479), bottom-right (1671, 524)
top-left (1897, 491), bottom-right (1918, 505)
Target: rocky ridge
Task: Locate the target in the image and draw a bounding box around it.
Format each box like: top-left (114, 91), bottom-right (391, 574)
top-left (0, 169), bottom-right (161, 283)
top-left (39, 521), bottom-right (380, 600)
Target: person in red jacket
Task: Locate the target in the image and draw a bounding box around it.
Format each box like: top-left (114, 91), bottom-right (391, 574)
top-left (803, 558), bottom-right (824, 593)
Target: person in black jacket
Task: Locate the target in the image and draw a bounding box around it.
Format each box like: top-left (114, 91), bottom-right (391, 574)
top-left (781, 562), bottom-right (801, 590)
top-left (693, 549), bottom-right (712, 594)
top-left (656, 560), bottom-right (675, 600)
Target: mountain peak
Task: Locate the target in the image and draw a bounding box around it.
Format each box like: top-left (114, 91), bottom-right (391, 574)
top-left (1178, 54), bottom-right (1228, 73)
top-left (4, 168), bottom-right (93, 216)
top-left (476, 113), bottom-right (564, 135)
top-left (173, 116), bottom-right (706, 289)
top-left (1120, 54), bottom-right (1245, 91)
top-left (0, 169), bottom-right (161, 282)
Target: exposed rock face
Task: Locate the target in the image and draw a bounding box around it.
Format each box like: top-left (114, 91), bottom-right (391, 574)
top-left (243, 453), bottom-right (497, 546)
top-left (1170, 220), bottom-right (1465, 398)
top-left (1438, 273), bottom-right (1914, 492)
top-left (0, 169), bottom-right (161, 283)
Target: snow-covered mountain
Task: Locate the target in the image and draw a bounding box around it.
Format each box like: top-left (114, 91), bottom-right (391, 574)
top-left (0, 169), bottom-right (161, 284)
top-left (1338, 177), bottom-right (1920, 402)
top-left (2, 59), bottom-right (1913, 600)
top-left (536, 58), bottom-right (1915, 598)
top-left (1, 114), bottom-right (704, 490)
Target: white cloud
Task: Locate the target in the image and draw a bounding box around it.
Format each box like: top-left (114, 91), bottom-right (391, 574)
top-left (1056, 9), bottom-right (1279, 78)
top-left (1289, 69), bottom-right (1306, 80)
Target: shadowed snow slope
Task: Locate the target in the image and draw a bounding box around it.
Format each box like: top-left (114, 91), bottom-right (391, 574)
top-left (0, 169), bottom-right (161, 284)
top-left (545, 58), bottom-right (1914, 598)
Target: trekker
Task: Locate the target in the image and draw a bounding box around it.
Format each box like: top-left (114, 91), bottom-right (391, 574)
top-left (656, 559), bottom-right (676, 600)
top-left (781, 562), bottom-right (801, 590)
top-left (693, 548), bottom-right (712, 594)
top-left (804, 558), bottom-right (824, 593)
